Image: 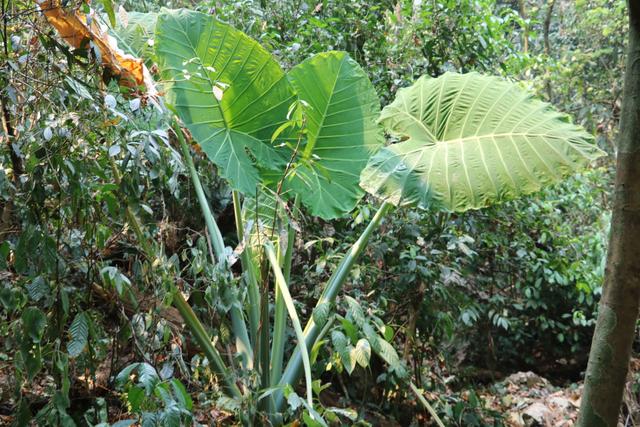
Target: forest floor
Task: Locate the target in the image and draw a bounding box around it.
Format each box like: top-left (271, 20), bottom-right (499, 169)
top-left (1, 354), bottom-right (638, 426)
top-left (481, 361), bottom-right (640, 427)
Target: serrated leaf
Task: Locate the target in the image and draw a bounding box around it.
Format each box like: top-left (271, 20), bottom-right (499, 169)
top-left (25, 276), bottom-right (51, 302)
top-left (361, 72), bottom-right (605, 211)
top-left (138, 362), bottom-right (160, 394)
top-left (68, 312), bottom-right (89, 357)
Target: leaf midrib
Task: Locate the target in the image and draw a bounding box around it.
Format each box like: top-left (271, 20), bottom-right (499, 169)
top-left (301, 53), bottom-right (347, 160)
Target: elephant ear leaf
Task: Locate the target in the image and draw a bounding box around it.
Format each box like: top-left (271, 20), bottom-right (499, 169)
top-left (286, 51), bottom-right (383, 219)
top-left (361, 72), bottom-right (605, 212)
top-left (110, 10), bottom-right (158, 66)
top-left (155, 9), bottom-right (294, 194)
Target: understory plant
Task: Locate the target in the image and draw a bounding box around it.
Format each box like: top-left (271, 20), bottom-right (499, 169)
top-left (57, 6), bottom-right (604, 425)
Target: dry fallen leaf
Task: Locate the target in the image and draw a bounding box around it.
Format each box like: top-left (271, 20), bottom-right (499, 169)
top-left (36, 0), bottom-right (157, 97)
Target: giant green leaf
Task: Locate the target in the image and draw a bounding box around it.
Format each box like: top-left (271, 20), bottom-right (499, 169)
top-left (155, 9), bottom-right (294, 194)
top-left (361, 72), bottom-right (605, 211)
top-left (286, 51), bottom-right (383, 219)
top-left (111, 10), bottom-right (158, 66)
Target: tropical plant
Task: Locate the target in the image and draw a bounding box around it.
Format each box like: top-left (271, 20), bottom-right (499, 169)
top-left (34, 5), bottom-right (604, 424)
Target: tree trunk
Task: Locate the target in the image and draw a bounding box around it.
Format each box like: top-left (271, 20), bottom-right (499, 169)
top-left (518, 0), bottom-right (529, 53)
top-left (577, 2), bottom-right (640, 426)
top-left (543, 0), bottom-right (556, 100)
top-left (543, 0), bottom-right (556, 56)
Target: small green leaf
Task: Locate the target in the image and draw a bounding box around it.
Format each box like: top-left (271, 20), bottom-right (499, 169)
top-left (331, 330), bottom-right (348, 351)
top-left (287, 391), bottom-right (303, 411)
top-left (170, 378), bottom-right (193, 411)
top-left (312, 302), bottom-right (331, 325)
top-left (68, 312), bottom-right (89, 358)
top-left (352, 338), bottom-right (371, 368)
top-left (127, 386), bottom-right (145, 412)
top-left (341, 345), bottom-right (356, 375)
top-left (340, 318), bottom-right (358, 344)
top-left (22, 307), bottom-right (46, 343)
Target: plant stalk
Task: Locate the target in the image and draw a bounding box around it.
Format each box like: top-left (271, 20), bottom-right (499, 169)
top-left (274, 201), bottom-right (393, 410)
top-left (264, 242), bottom-right (313, 407)
top-left (270, 197), bottom-right (297, 385)
top-left (174, 122), bottom-right (253, 370)
top-left (232, 190), bottom-right (262, 369)
top-left (172, 291), bottom-right (242, 398)
top-left (408, 381), bottom-right (445, 427)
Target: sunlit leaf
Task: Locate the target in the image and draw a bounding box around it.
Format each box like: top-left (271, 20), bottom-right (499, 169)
top-left (361, 72), bottom-right (605, 211)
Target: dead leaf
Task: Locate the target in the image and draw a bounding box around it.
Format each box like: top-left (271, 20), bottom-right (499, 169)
top-left (36, 0), bottom-right (157, 97)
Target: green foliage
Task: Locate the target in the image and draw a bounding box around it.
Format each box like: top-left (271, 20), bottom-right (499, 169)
top-left (116, 363), bottom-right (194, 426)
top-left (154, 9), bottom-right (383, 218)
top-left (0, 0), bottom-right (619, 426)
top-left (156, 9), bottom-right (294, 196)
top-left (363, 72), bottom-right (605, 210)
top-left (285, 51), bottom-right (383, 218)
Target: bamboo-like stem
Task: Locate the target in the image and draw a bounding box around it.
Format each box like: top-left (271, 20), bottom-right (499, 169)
top-left (232, 191), bottom-right (261, 368)
top-left (274, 201), bottom-right (393, 410)
top-left (409, 382), bottom-right (445, 427)
top-left (270, 197), bottom-right (297, 385)
top-left (174, 122), bottom-right (253, 370)
top-left (173, 292), bottom-right (242, 398)
top-left (263, 242), bottom-right (313, 407)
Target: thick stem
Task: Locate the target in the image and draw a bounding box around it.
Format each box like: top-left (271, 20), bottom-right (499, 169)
top-left (543, 0), bottom-right (556, 56)
top-left (270, 197), bottom-right (297, 385)
top-left (175, 124), bottom-right (252, 370)
top-left (174, 123), bottom-right (225, 259)
top-left (264, 242), bottom-right (313, 406)
top-left (172, 292), bottom-right (242, 398)
top-left (232, 191), bottom-right (262, 369)
top-left (578, 3), bottom-right (640, 426)
top-left (274, 201), bottom-right (393, 410)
